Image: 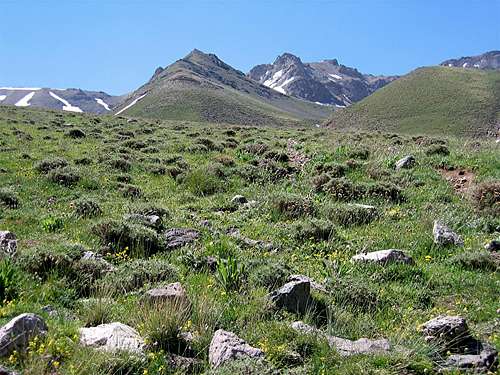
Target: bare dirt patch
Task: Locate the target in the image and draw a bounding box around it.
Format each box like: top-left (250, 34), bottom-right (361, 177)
top-left (439, 168), bottom-right (476, 195)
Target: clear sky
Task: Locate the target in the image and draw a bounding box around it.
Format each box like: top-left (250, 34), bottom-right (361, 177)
top-left (1, 0), bottom-right (498, 95)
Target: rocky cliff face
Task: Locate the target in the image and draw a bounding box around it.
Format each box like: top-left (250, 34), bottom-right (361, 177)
top-left (248, 53), bottom-right (398, 107)
top-left (440, 51), bottom-right (500, 70)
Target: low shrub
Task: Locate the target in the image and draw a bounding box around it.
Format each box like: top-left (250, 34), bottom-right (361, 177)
top-left (270, 194), bottom-right (315, 220)
top-left (247, 259), bottom-right (291, 289)
top-left (74, 198), bottom-right (102, 218)
top-left (448, 251), bottom-right (498, 272)
top-left (35, 157), bottom-right (68, 173)
top-left (292, 219), bottom-right (336, 243)
top-left (41, 215), bottom-right (65, 232)
top-left (117, 183), bottom-right (142, 198)
top-left (109, 158), bottom-right (132, 172)
top-left (47, 167), bottom-right (80, 187)
top-left (472, 181), bottom-right (499, 216)
top-left (328, 204), bottom-right (379, 226)
top-left (181, 167), bottom-right (223, 196)
top-left (65, 128), bottom-right (86, 138)
top-left (426, 144), bottom-right (450, 156)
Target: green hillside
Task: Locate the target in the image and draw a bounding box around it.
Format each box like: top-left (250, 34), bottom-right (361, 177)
top-left (116, 50), bottom-right (332, 126)
top-left (326, 66), bottom-right (500, 137)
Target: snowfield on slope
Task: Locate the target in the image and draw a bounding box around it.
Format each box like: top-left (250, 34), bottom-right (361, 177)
top-left (95, 98), bottom-right (111, 111)
top-left (49, 92), bottom-right (83, 112)
top-left (15, 92), bottom-right (36, 107)
top-left (115, 93), bottom-right (147, 115)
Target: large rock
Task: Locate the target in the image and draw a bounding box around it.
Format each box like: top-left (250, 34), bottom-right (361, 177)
top-left (395, 155), bottom-right (416, 170)
top-left (144, 282), bottom-right (190, 307)
top-left (270, 280), bottom-right (311, 314)
top-left (291, 321), bottom-right (391, 356)
top-left (433, 221), bottom-right (463, 246)
top-left (230, 195), bottom-right (248, 205)
top-left (79, 322), bottom-right (145, 354)
top-left (420, 316), bottom-right (470, 350)
top-left (164, 228), bottom-right (199, 250)
top-left (208, 329), bottom-right (264, 368)
top-left (351, 249), bottom-right (414, 265)
top-left (0, 313), bottom-right (48, 357)
top-left (287, 274), bottom-right (328, 294)
top-left (0, 231), bottom-right (17, 257)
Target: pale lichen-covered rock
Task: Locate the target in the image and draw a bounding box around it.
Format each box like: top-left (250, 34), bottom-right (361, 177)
top-left (209, 329), bottom-right (264, 368)
top-left (433, 221), bottom-right (463, 246)
top-left (0, 231), bottom-right (17, 258)
top-left (351, 249), bottom-right (414, 265)
top-left (144, 282), bottom-right (190, 307)
top-left (420, 315), bottom-right (470, 349)
top-left (395, 155), bottom-right (416, 170)
top-left (79, 322), bottom-right (145, 354)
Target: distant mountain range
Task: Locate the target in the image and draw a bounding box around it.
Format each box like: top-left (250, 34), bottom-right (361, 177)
top-left (0, 87), bottom-right (122, 114)
top-left (248, 53), bottom-right (398, 107)
top-left (112, 49), bottom-right (331, 125)
top-left (440, 50), bottom-right (500, 70)
top-left (1, 50), bottom-right (499, 129)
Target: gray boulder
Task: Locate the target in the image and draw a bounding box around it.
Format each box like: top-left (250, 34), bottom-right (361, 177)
top-left (144, 282), bottom-right (190, 307)
top-left (485, 240), bottom-right (500, 252)
top-left (0, 231), bottom-right (17, 257)
top-left (164, 228), bottom-right (199, 250)
top-left (421, 315), bottom-right (470, 350)
top-left (209, 329), bottom-right (264, 368)
top-left (0, 366), bottom-right (18, 375)
top-left (351, 249), bottom-right (414, 265)
top-left (291, 321), bottom-right (391, 356)
top-left (0, 313), bottom-right (48, 357)
top-left (287, 274), bottom-right (328, 294)
top-left (79, 322), bottom-right (145, 354)
top-left (433, 221), bottom-right (463, 246)
top-left (270, 280), bottom-right (311, 314)
top-left (395, 155), bottom-right (416, 170)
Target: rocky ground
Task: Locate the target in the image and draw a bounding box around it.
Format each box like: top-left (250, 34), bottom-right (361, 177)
top-left (0, 106), bottom-right (498, 374)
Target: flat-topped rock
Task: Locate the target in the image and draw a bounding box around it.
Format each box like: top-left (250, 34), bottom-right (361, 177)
top-left (209, 329), bottom-right (264, 368)
top-left (291, 321), bottom-right (391, 356)
top-left (144, 282), bottom-right (189, 307)
top-left (164, 228), bottom-right (199, 250)
top-left (79, 322), bottom-right (145, 354)
top-left (351, 249), bottom-right (414, 265)
top-left (421, 315), bottom-right (470, 350)
top-left (287, 274), bottom-right (328, 294)
top-left (442, 343), bottom-right (497, 373)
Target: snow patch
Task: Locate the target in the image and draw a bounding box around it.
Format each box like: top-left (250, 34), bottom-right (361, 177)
top-left (115, 93), bottom-right (147, 115)
top-left (329, 74), bottom-right (342, 80)
top-left (95, 98), bottom-right (111, 111)
top-left (0, 95), bottom-right (6, 101)
top-left (335, 104), bottom-right (346, 108)
top-left (15, 92), bottom-right (36, 107)
top-left (448, 64), bottom-right (453, 67)
top-left (462, 62), bottom-right (469, 68)
top-left (49, 91), bottom-right (83, 112)
top-left (473, 63), bottom-right (480, 68)
top-left (263, 69), bottom-right (284, 87)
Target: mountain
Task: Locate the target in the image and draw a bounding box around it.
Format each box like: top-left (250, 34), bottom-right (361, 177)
top-left (441, 50), bottom-right (500, 70)
top-left (248, 53), bottom-right (398, 107)
top-left (0, 87), bottom-right (123, 114)
top-left (325, 66), bottom-right (500, 137)
top-left (113, 49), bottom-right (331, 125)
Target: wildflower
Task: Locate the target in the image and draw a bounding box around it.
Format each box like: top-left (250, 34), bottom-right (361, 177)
top-left (53, 360), bottom-right (60, 368)
top-left (425, 255), bottom-right (432, 262)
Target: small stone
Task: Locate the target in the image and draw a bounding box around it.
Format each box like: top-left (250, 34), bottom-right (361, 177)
top-left (433, 221), bottom-right (463, 246)
top-left (0, 313), bottom-right (48, 357)
top-left (124, 214), bottom-right (162, 229)
top-left (395, 155), bottom-right (416, 170)
top-left (270, 280), bottom-right (311, 314)
top-left (485, 240), bottom-right (500, 252)
top-left (231, 195), bottom-right (248, 205)
top-left (351, 249), bottom-right (414, 265)
top-left (208, 329), bottom-right (264, 368)
top-left (144, 282), bottom-right (190, 307)
top-left (442, 343), bottom-right (498, 372)
top-left (164, 228), bottom-right (199, 250)
top-left (0, 231), bottom-right (17, 258)
top-left (79, 322), bottom-right (145, 354)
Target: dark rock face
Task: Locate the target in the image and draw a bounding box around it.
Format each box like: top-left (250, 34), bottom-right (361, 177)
top-left (269, 279), bottom-right (311, 314)
top-left (441, 50), bottom-right (500, 70)
top-left (248, 52), bottom-right (398, 107)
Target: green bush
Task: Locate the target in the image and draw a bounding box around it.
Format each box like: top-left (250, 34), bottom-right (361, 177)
top-left (328, 204), bottom-right (379, 226)
top-left (74, 198), bottom-right (102, 218)
top-left (109, 158), bottom-right (132, 172)
top-left (181, 167), bottom-right (223, 196)
top-left (41, 215), bottom-right (65, 232)
top-left (47, 167), bottom-right (80, 186)
top-left (0, 188), bottom-right (19, 208)
top-left (97, 258), bottom-right (178, 293)
top-left (425, 144), bottom-right (450, 156)
top-left (35, 157), bottom-right (68, 173)
top-left (270, 194), bottom-right (315, 220)
top-left (472, 181), bottom-right (499, 216)
top-left (247, 260), bottom-right (291, 289)
top-left (448, 251), bottom-right (498, 272)
top-left (292, 219), bottom-right (336, 243)
top-left (216, 255), bottom-right (246, 292)
top-left (92, 219), bottom-right (161, 257)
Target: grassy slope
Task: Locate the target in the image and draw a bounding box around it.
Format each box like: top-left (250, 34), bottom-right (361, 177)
top-left (0, 106), bottom-right (498, 374)
top-left (327, 67), bottom-right (500, 137)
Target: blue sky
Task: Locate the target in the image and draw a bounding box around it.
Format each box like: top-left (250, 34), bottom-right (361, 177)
top-left (1, 0), bottom-right (498, 95)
